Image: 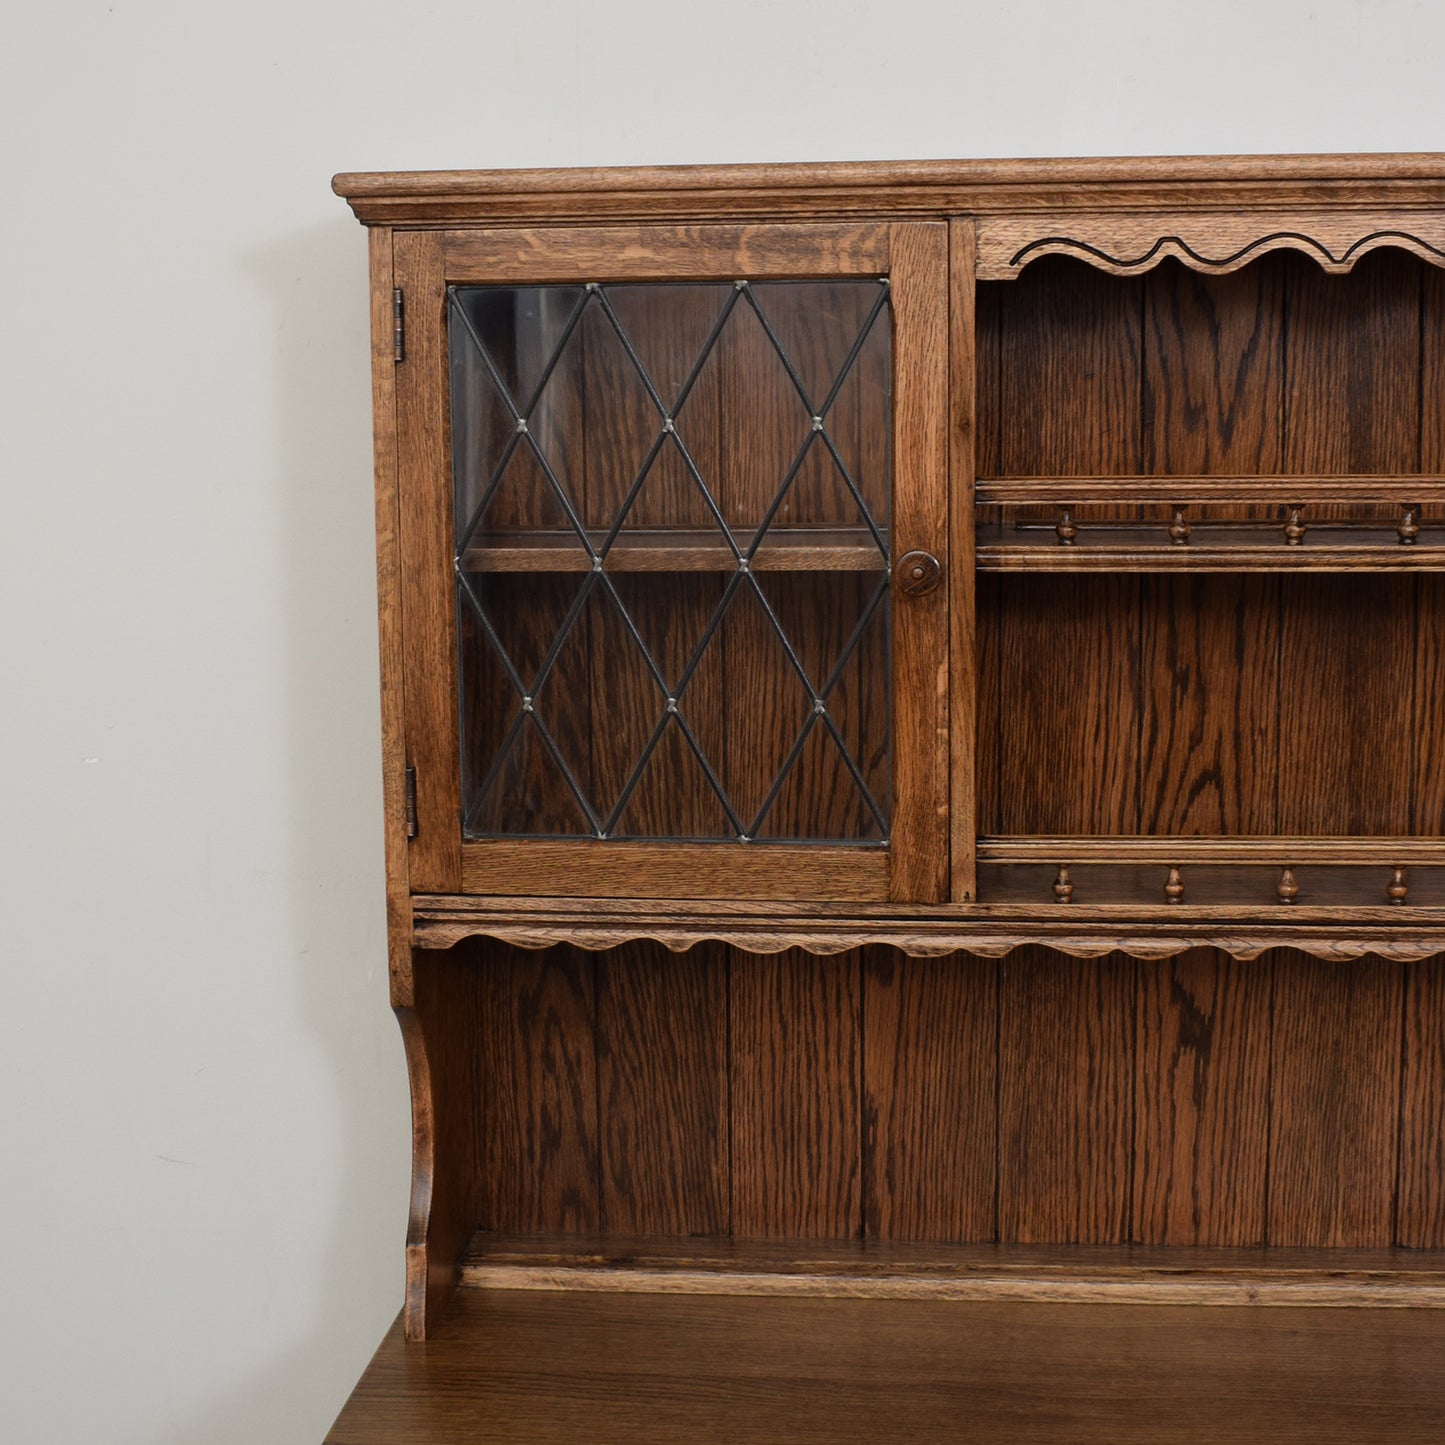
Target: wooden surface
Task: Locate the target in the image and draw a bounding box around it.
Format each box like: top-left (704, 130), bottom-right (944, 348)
top-left (976, 208), bottom-right (1445, 279)
top-left (458, 1232), bottom-right (1445, 1306)
top-left (332, 152), bottom-right (1445, 226)
top-left (393, 231), bottom-right (461, 892)
top-left (326, 1291), bottom-right (1445, 1443)
top-left (440, 222), bottom-right (890, 281)
top-left (397, 941), bottom-right (1445, 1266)
top-left (459, 526), bottom-right (886, 572)
top-left (887, 222), bottom-right (950, 901)
top-left (948, 219), bottom-right (979, 902)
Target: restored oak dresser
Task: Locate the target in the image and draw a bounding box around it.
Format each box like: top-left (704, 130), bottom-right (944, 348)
top-left (326, 155), bottom-right (1445, 1442)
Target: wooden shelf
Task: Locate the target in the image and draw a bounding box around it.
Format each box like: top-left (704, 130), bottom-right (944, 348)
top-left (458, 527), bottom-right (888, 573)
top-left (976, 476), bottom-right (1445, 504)
top-left (976, 836), bottom-right (1445, 865)
top-left (977, 525), bottom-right (1445, 571)
top-left (326, 1285), bottom-right (1445, 1444)
top-left (459, 1231), bottom-right (1445, 1306)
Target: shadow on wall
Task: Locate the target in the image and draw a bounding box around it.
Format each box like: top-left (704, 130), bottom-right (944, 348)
top-left (165, 213), bottom-right (409, 1444)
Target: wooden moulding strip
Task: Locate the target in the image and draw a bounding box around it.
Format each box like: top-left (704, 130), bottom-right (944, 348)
top-left (976, 541), bottom-right (1445, 573)
top-left (977, 836), bottom-right (1445, 865)
top-left (458, 841), bottom-right (889, 900)
top-left (976, 476), bottom-right (1445, 503)
top-left (458, 1235), bottom-right (1445, 1309)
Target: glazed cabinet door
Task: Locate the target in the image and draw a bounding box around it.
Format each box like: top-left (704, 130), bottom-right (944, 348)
top-left (391, 222), bottom-right (948, 902)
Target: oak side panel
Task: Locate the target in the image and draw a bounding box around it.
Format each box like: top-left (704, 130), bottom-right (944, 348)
top-left (1133, 950), bottom-right (1271, 1246)
top-left (394, 230), bottom-right (462, 891)
top-left (950, 220), bottom-right (980, 901)
top-left (985, 575), bottom-right (1141, 836)
top-left (1277, 576), bottom-right (1414, 835)
top-left (1268, 951), bottom-right (1403, 1247)
top-left (400, 947), bottom-right (484, 1338)
top-left (1138, 576), bottom-right (1279, 835)
top-left (596, 942), bottom-right (728, 1236)
top-left (472, 941), bottom-right (600, 1234)
top-left (366, 227), bottom-right (414, 992)
top-left (1418, 266), bottom-right (1445, 835)
top-left (889, 222), bottom-right (950, 901)
top-left (863, 949), bottom-right (997, 1242)
top-left (1142, 258), bottom-right (1285, 476)
top-left (731, 949), bottom-right (862, 1239)
top-left (999, 947), bottom-right (1134, 1244)
top-left (1399, 960), bottom-right (1445, 1247)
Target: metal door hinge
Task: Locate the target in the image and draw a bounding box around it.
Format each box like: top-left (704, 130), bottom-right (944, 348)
top-left (392, 288), bottom-right (405, 363)
top-left (404, 764), bottom-right (418, 839)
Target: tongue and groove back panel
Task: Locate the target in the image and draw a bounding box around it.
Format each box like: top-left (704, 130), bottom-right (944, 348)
top-left (975, 250), bottom-right (1445, 842)
top-left (421, 939), bottom-right (1445, 1249)
top-left (428, 247), bottom-right (1445, 1255)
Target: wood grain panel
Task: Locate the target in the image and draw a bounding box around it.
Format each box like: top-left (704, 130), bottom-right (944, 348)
top-left (1419, 577), bottom-right (1445, 835)
top-left (862, 950), bottom-right (997, 1242)
top-left (393, 230), bottom-right (461, 890)
top-left (1143, 259), bottom-right (1285, 476)
top-left (1133, 950), bottom-right (1271, 1245)
top-left (365, 226), bottom-right (414, 988)
top-left (1283, 249), bottom-right (1421, 478)
top-left (1418, 263), bottom-right (1445, 837)
top-left (330, 1289), bottom-right (1445, 1444)
top-left (999, 946), bottom-right (1134, 1244)
top-left (1277, 576), bottom-right (1414, 835)
top-left (1268, 951), bottom-right (1403, 1247)
top-left (441, 222), bottom-right (893, 283)
top-left (473, 942), bottom-right (600, 1234)
top-left (887, 222), bottom-right (950, 901)
top-left (983, 256), bottom-right (1142, 478)
top-left (1399, 960), bottom-right (1445, 1247)
top-left (731, 949), bottom-right (862, 1238)
top-left (950, 220), bottom-right (980, 903)
top-left (986, 575), bottom-right (1141, 835)
top-left (399, 947), bottom-right (483, 1338)
top-left (596, 942), bottom-right (728, 1236)
top-left (1138, 576), bottom-right (1279, 835)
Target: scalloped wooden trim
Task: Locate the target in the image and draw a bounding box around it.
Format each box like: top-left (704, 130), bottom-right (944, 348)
top-left (976, 209), bottom-right (1445, 281)
top-left (410, 911), bottom-right (1445, 963)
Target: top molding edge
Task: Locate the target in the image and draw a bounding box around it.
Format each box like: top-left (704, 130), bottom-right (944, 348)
top-left (332, 154), bottom-right (1445, 226)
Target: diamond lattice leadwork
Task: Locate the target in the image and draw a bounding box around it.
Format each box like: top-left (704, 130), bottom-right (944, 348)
top-left (450, 278), bottom-right (892, 842)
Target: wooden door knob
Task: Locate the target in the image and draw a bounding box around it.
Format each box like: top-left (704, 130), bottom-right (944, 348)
top-left (897, 550), bottom-right (942, 596)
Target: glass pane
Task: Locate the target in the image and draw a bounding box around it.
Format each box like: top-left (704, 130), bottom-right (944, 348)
top-left (449, 278), bottom-right (892, 843)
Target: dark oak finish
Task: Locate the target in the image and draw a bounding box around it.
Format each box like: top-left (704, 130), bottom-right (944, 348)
top-left (862, 950), bottom-right (996, 1241)
top-left (730, 950), bottom-right (862, 1239)
top-left (998, 947), bottom-right (1134, 1244)
top-left (340, 154), bottom-right (1445, 1443)
top-left (1133, 950), bottom-right (1271, 1245)
top-left (1268, 951), bottom-right (1404, 1247)
top-left (328, 1291), bottom-right (1445, 1443)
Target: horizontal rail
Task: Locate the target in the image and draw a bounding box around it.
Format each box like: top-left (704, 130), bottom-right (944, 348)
top-left (976, 476), bottom-right (1445, 504)
top-left (977, 836), bottom-right (1445, 865)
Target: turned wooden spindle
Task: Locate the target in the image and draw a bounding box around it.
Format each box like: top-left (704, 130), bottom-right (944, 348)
top-left (1399, 504), bottom-right (1421, 544)
top-left (1164, 866), bottom-right (1185, 904)
top-left (1283, 505), bottom-right (1307, 545)
top-left (1387, 867), bottom-right (1409, 905)
top-left (1052, 865), bottom-right (1074, 903)
top-left (1277, 868), bottom-right (1299, 905)
top-left (1055, 507), bottom-right (1078, 545)
top-left (1169, 506), bottom-right (1190, 545)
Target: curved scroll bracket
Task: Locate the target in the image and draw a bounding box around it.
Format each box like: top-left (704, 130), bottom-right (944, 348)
top-left (977, 209), bottom-right (1445, 281)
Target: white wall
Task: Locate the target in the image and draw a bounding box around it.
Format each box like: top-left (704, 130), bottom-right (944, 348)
top-left (2, 2), bottom-right (1441, 1439)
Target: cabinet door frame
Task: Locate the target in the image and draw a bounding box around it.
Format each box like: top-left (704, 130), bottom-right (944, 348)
top-left (392, 220), bottom-right (949, 902)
